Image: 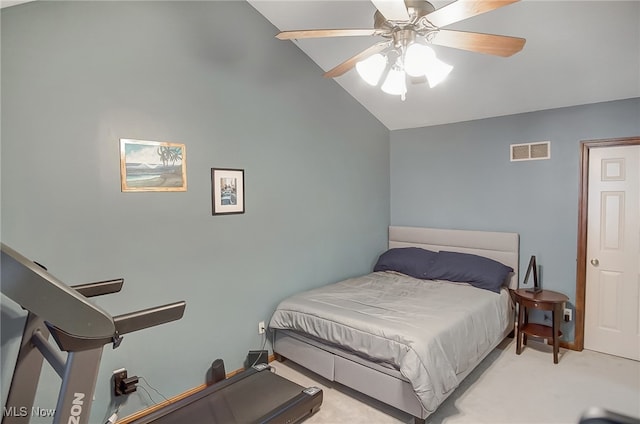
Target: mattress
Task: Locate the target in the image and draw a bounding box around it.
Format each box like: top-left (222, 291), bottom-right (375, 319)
top-left (269, 271), bottom-right (513, 413)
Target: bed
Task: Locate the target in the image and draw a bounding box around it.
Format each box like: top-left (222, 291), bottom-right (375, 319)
top-left (268, 226), bottom-right (519, 424)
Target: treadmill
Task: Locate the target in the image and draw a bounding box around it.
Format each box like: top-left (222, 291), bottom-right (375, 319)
top-left (1, 243), bottom-right (186, 424)
top-left (130, 363), bottom-right (322, 424)
top-left (1, 243), bottom-right (322, 424)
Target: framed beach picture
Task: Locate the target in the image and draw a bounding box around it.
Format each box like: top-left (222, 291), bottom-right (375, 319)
top-left (120, 139), bottom-right (187, 192)
top-left (211, 168), bottom-right (245, 215)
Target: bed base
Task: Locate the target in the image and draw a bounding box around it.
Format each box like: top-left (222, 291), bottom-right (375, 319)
top-left (274, 330), bottom-right (426, 421)
top-left (274, 325), bottom-right (513, 423)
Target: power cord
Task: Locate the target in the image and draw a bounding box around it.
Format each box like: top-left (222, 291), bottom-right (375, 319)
top-left (104, 405), bottom-right (119, 424)
top-left (250, 330), bottom-right (269, 368)
top-left (103, 377), bottom-right (168, 423)
top-left (105, 412), bottom-right (118, 424)
top-left (102, 395), bottom-right (123, 424)
top-left (134, 376), bottom-right (171, 408)
top-left (139, 376), bottom-right (170, 403)
top-left (137, 385), bottom-right (157, 405)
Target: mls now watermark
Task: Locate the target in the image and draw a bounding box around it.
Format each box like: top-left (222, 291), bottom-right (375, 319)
top-left (3, 406), bottom-right (56, 418)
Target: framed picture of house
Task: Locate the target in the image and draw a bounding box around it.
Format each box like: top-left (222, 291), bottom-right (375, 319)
top-left (120, 139), bottom-right (187, 192)
top-left (211, 168), bottom-right (245, 215)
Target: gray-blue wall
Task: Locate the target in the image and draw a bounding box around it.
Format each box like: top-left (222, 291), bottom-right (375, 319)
top-left (391, 97), bottom-right (640, 341)
top-left (0, 1), bottom-right (389, 421)
top-left (3, 0), bottom-right (639, 422)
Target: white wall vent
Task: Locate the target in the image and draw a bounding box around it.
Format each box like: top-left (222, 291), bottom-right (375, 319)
top-left (510, 141), bottom-right (551, 162)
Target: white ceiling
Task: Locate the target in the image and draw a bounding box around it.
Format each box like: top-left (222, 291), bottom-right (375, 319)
top-left (3, 1), bottom-right (638, 130)
top-left (0, 0), bottom-right (30, 8)
top-left (249, 0), bottom-right (640, 130)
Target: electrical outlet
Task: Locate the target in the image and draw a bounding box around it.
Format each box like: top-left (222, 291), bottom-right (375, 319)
top-left (564, 308), bottom-right (572, 322)
top-left (113, 368), bottom-right (138, 396)
top-left (113, 369), bottom-right (128, 396)
top-left (258, 321), bottom-right (265, 334)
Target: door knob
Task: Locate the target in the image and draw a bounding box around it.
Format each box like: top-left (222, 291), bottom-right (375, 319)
top-left (590, 258), bottom-right (599, 266)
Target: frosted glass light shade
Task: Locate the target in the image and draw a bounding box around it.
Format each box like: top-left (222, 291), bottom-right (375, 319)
top-left (356, 53), bottom-right (387, 86)
top-left (404, 43), bottom-right (436, 77)
top-left (424, 57), bottom-right (453, 88)
top-left (380, 68), bottom-right (407, 97)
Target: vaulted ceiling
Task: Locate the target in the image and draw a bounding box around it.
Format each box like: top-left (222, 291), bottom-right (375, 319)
top-left (249, 0), bottom-right (640, 130)
top-left (3, 1), bottom-right (638, 130)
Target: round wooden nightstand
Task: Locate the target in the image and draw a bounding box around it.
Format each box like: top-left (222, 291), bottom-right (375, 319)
top-left (512, 289), bottom-right (569, 364)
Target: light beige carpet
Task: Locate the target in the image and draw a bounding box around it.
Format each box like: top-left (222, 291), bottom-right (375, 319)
top-left (270, 338), bottom-right (640, 424)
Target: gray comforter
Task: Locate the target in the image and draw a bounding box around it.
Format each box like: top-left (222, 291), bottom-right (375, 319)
top-left (269, 271), bottom-right (512, 413)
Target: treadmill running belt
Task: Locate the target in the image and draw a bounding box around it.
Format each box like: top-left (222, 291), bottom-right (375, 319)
top-left (130, 365), bottom-right (322, 424)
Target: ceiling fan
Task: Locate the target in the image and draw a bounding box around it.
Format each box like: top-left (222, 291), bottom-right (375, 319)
top-left (276, 0), bottom-right (526, 83)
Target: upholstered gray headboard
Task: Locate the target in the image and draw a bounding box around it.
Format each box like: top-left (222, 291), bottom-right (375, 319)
top-left (388, 226), bottom-right (520, 289)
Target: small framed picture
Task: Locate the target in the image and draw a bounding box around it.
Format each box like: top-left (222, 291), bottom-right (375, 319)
top-left (120, 139), bottom-right (187, 192)
top-left (211, 168), bottom-right (245, 215)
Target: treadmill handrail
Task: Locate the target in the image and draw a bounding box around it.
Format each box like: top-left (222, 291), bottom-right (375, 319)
top-left (1, 243), bottom-right (116, 339)
top-left (114, 301), bottom-right (186, 336)
top-left (71, 279), bottom-right (124, 298)
top-left (47, 302), bottom-right (186, 351)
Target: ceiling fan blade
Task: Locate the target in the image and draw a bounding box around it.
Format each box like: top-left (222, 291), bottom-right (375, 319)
top-left (276, 29), bottom-right (381, 40)
top-left (425, 0), bottom-right (520, 28)
top-left (371, 0), bottom-right (410, 22)
top-left (431, 29), bottom-right (525, 57)
top-left (324, 42), bottom-right (389, 79)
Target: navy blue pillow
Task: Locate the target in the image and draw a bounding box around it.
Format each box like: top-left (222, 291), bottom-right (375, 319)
top-left (429, 251), bottom-right (513, 293)
top-left (373, 247), bottom-right (438, 280)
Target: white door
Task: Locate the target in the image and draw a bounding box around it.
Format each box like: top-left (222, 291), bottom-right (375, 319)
top-left (585, 145), bottom-right (640, 360)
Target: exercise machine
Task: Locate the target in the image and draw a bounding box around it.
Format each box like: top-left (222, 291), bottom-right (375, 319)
top-left (1, 243), bottom-right (323, 424)
top-left (131, 363), bottom-right (323, 424)
top-left (1, 243), bottom-right (186, 424)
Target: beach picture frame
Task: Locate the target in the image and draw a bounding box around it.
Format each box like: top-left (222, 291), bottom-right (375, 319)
top-left (211, 168), bottom-right (245, 215)
top-left (120, 139), bottom-right (187, 192)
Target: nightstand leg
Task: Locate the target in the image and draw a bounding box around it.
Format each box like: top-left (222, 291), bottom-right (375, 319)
top-left (552, 307), bottom-right (560, 364)
top-left (522, 305), bottom-right (528, 346)
top-left (516, 303), bottom-right (524, 354)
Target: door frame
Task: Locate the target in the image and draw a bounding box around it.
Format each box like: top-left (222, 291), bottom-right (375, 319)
top-left (575, 136), bottom-right (640, 351)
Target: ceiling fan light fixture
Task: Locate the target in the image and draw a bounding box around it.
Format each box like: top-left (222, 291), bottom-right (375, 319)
top-left (403, 42), bottom-right (435, 77)
top-left (356, 53), bottom-right (387, 86)
top-left (380, 66), bottom-right (407, 100)
top-left (424, 57), bottom-right (453, 88)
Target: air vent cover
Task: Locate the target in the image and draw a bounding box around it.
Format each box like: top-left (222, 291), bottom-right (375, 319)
top-left (510, 141), bottom-right (550, 161)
